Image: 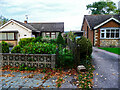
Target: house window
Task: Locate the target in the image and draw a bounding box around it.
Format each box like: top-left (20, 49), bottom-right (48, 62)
top-left (106, 29), bottom-right (110, 38)
top-left (45, 32), bottom-right (56, 39)
top-left (0, 33), bottom-right (16, 40)
top-left (101, 30), bottom-right (105, 38)
top-left (51, 32), bottom-right (56, 39)
top-left (45, 32), bottom-right (50, 37)
top-left (116, 29), bottom-right (119, 38)
top-left (8, 33), bottom-right (14, 40)
top-left (0, 33), bottom-right (7, 40)
top-left (100, 28), bottom-right (120, 39)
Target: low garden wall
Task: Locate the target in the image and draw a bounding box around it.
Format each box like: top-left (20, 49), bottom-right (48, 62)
top-left (0, 53), bottom-right (56, 68)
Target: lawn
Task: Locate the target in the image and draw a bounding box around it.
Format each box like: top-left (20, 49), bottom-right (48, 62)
top-left (98, 47), bottom-right (120, 55)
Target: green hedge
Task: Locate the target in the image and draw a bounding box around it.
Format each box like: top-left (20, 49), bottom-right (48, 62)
top-left (0, 41), bottom-right (9, 53)
top-left (32, 36), bottom-right (42, 43)
top-left (19, 38), bottom-right (35, 48)
top-left (21, 42), bottom-right (57, 54)
top-left (11, 45), bottom-right (21, 53)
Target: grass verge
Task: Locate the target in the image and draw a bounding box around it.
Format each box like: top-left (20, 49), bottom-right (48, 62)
top-left (98, 47), bottom-right (120, 55)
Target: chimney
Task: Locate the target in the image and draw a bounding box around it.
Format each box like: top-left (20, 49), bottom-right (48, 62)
top-left (24, 20), bottom-right (27, 24)
top-left (24, 15), bottom-right (28, 24)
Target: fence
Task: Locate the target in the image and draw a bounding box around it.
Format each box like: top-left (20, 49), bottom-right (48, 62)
top-left (67, 38), bottom-right (81, 65)
top-left (0, 53), bottom-right (56, 68)
top-left (67, 38), bottom-right (77, 54)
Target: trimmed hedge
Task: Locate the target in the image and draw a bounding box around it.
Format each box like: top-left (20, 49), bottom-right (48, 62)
top-left (11, 45), bottom-right (21, 53)
top-left (32, 36), bottom-right (42, 43)
top-left (21, 42), bottom-right (57, 54)
top-left (0, 41), bottom-right (9, 53)
top-left (19, 38), bottom-right (35, 48)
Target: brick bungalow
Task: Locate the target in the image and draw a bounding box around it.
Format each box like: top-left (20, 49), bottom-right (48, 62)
top-left (81, 15), bottom-right (120, 47)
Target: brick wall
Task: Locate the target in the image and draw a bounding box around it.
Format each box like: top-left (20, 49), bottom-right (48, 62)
top-left (96, 20), bottom-right (120, 46)
top-left (82, 19), bottom-right (120, 47)
top-left (82, 19), bottom-right (94, 45)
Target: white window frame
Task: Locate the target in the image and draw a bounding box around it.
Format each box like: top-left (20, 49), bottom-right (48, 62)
top-left (100, 28), bottom-right (120, 39)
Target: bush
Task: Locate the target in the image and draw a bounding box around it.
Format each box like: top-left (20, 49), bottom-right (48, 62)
top-left (32, 36), bottom-right (42, 43)
top-left (50, 39), bottom-right (56, 44)
top-left (21, 42), bottom-right (57, 54)
top-left (11, 45), bottom-right (21, 53)
top-left (68, 31), bottom-right (77, 42)
top-left (76, 36), bottom-right (92, 58)
top-left (56, 46), bottom-right (74, 68)
top-left (76, 36), bottom-right (92, 66)
top-left (19, 38), bottom-right (35, 48)
top-left (0, 41), bottom-right (9, 53)
top-left (56, 32), bottom-right (65, 45)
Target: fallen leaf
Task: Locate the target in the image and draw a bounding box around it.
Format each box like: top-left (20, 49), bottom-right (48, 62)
top-left (100, 75), bottom-right (103, 77)
top-left (96, 73), bottom-right (99, 75)
top-left (47, 85), bottom-right (50, 87)
top-left (112, 73), bottom-right (115, 75)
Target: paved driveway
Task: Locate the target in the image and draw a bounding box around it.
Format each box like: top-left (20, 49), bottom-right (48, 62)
top-left (92, 47), bottom-right (119, 89)
top-left (0, 71), bottom-right (77, 89)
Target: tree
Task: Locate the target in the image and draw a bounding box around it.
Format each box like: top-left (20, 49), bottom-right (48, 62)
top-left (86, 0), bottom-right (118, 15)
top-left (0, 16), bottom-right (9, 25)
top-left (68, 31), bottom-right (77, 42)
top-left (56, 32), bottom-right (65, 45)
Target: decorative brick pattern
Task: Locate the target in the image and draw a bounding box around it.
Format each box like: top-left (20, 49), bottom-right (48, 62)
top-left (100, 39), bottom-right (120, 47)
top-left (0, 53), bottom-right (56, 68)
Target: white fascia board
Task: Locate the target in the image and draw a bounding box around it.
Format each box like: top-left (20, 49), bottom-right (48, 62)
top-left (12, 20), bottom-right (32, 32)
top-left (0, 19), bottom-right (32, 32)
top-left (94, 17), bottom-right (120, 29)
top-left (0, 20), bottom-right (12, 29)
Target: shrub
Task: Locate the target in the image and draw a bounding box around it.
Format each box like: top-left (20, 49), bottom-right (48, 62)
top-left (50, 39), bottom-right (56, 44)
top-left (0, 41), bottom-right (9, 53)
top-left (21, 42), bottom-right (57, 54)
top-left (11, 45), bottom-right (21, 53)
top-left (68, 31), bottom-right (77, 42)
top-left (19, 37), bottom-right (35, 48)
top-left (76, 36), bottom-right (92, 66)
top-left (56, 46), bottom-right (74, 68)
top-left (32, 36), bottom-right (42, 43)
top-left (56, 32), bottom-right (65, 45)
top-left (76, 36), bottom-right (92, 58)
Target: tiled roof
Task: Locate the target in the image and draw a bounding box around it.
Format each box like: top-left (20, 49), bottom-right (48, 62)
top-left (29, 22), bottom-right (64, 32)
top-left (84, 15), bottom-right (120, 30)
top-left (11, 19), bottom-right (64, 32)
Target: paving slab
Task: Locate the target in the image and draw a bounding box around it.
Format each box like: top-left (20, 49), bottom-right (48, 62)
top-left (0, 71), bottom-right (79, 89)
top-left (43, 76), bottom-right (57, 87)
top-left (61, 81), bottom-right (77, 88)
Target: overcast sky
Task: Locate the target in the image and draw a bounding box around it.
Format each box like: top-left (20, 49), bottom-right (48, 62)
top-left (0, 0), bottom-right (119, 31)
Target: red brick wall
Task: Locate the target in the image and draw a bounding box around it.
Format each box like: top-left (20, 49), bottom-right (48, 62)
top-left (97, 20), bottom-right (120, 46)
top-left (82, 19), bottom-right (94, 45)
